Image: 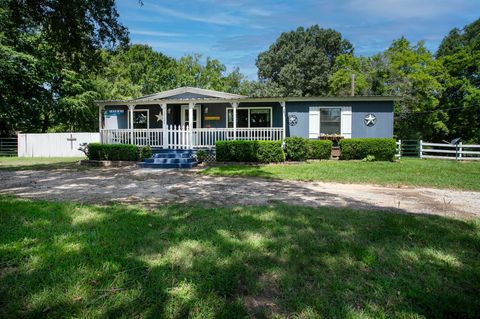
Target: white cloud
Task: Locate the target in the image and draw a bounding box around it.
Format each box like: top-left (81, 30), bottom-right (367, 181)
top-left (144, 2), bottom-right (247, 26)
top-left (130, 30), bottom-right (185, 37)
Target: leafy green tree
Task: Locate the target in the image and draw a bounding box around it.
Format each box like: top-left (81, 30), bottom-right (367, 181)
top-left (95, 44), bottom-right (176, 100)
top-left (256, 25), bottom-right (353, 96)
top-left (328, 54), bottom-right (369, 96)
top-left (0, 0), bottom-right (128, 135)
top-left (437, 19), bottom-right (480, 143)
top-left (7, 0), bottom-right (128, 70)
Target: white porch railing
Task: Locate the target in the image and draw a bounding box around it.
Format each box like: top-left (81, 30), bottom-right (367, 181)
top-left (101, 126), bottom-right (284, 149)
top-left (100, 129), bottom-right (164, 147)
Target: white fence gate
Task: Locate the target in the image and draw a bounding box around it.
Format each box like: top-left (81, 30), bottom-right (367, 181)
top-left (18, 132), bottom-right (100, 157)
top-left (420, 141), bottom-right (480, 160)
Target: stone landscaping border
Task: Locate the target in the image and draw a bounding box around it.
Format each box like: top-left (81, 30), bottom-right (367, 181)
top-left (80, 160), bottom-right (137, 167)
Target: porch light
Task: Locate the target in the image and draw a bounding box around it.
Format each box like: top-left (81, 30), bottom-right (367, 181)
top-left (167, 107), bottom-right (171, 114)
top-left (204, 106), bottom-right (208, 114)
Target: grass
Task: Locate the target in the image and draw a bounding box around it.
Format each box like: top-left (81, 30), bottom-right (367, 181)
top-left (1, 196), bottom-right (479, 318)
top-left (0, 157), bottom-right (85, 170)
top-left (203, 158), bottom-right (480, 191)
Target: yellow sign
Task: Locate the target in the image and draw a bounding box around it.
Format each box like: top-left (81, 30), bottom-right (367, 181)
top-left (204, 116), bottom-right (221, 121)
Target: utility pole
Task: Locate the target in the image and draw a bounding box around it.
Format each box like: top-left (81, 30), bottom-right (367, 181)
top-left (351, 73), bottom-right (356, 96)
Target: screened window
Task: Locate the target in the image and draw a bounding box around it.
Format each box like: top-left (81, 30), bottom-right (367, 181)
top-left (250, 109), bottom-right (271, 127)
top-left (227, 108), bottom-right (272, 128)
top-left (320, 108), bottom-right (341, 134)
top-left (133, 110), bottom-right (149, 129)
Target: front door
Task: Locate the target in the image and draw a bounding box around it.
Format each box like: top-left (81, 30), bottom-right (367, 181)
top-left (180, 105), bottom-right (201, 128)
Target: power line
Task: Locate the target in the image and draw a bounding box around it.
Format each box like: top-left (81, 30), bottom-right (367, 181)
top-left (396, 105), bottom-right (478, 115)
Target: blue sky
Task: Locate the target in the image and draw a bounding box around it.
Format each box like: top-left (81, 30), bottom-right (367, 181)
top-left (117, 0), bottom-right (479, 79)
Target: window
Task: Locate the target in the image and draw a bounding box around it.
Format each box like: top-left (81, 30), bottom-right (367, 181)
top-left (320, 107), bottom-right (341, 134)
top-left (132, 109), bottom-right (149, 129)
top-left (227, 108), bottom-right (272, 128)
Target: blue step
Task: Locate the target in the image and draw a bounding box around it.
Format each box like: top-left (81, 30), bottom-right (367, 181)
top-left (144, 158), bottom-right (196, 164)
top-left (153, 153), bottom-right (191, 158)
top-left (152, 149), bottom-right (194, 154)
top-left (137, 162), bottom-right (198, 169)
top-left (139, 148), bottom-right (197, 169)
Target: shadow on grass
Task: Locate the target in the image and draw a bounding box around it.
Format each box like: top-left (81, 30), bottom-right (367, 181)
top-left (0, 161), bottom-right (89, 171)
top-left (202, 165), bottom-right (276, 179)
top-left (0, 197), bottom-right (479, 318)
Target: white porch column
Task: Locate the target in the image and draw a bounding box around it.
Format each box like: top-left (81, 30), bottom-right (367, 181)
top-left (161, 103), bottom-right (168, 149)
top-left (128, 104), bottom-right (135, 144)
top-left (280, 101), bottom-right (286, 141)
top-left (231, 102), bottom-right (238, 140)
top-left (188, 102), bottom-right (194, 148)
top-left (98, 105), bottom-right (105, 143)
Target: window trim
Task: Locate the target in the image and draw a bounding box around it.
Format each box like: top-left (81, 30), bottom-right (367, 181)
top-left (318, 106), bottom-right (341, 135)
top-left (128, 108), bottom-right (150, 129)
top-left (225, 106), bottom-right (273, 128)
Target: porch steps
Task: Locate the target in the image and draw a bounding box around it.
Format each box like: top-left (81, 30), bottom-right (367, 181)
top-left (137, 149), bottom-right (197, 169)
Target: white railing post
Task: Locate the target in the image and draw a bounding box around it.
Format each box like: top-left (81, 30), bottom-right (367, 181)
top-left (99, 105), bottom-right (104, 143)
top-left (188, 102), bottom-right (194, 148)
top-left (281, 101), bottom-right (286, 142)
top-left (128, 104), bottom-right (135, 145)
top-left (419, 140), bottom-right (423, 159)
top-left (231, 102), bottom-right (238, 140)
top-left (161, 103), bottom-right (168, 149)
top-left (458, 142), bottom-right (463, 160)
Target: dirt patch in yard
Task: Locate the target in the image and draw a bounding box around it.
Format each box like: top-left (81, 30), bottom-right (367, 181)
top-left (0, 166), bottom-right (479, 219)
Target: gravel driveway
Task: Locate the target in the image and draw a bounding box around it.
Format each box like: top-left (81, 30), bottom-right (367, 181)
top-left (1, 166), bottom-right (479, 219)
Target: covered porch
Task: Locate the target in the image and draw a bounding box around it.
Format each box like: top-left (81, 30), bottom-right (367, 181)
top-left (99, 101), bottom-right (286, 149)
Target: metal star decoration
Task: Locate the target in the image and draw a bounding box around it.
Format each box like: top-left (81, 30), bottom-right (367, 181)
top-left (155, 111), bottom-right (162, 122)
top-left (364, 114), bottom-right (376, 127)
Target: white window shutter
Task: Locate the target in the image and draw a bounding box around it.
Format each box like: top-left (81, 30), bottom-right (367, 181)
top-left (341, 106), bottom-right (352, 138)
top-left (309, 107), bottom-right (320, 138)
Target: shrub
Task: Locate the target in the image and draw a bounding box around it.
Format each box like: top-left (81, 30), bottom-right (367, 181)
top-left (87, 143), bottom-right (139, 161)
top-left (196, 149), bottom-right (207, 162)
top-left (216, 140), bottom-right (258, 162)
top-left (284, 137), bottom-right (308, 161)
top-left (215, 140), bottom-right (285, 163)
top-left (307, 140), bottom-right (332, 160)
top-left (256, 141), bottom-right (285, 163)
top-left (139, 146), bottom-right (152, 161)
top-left (339, 138), bottom-right (397, 161)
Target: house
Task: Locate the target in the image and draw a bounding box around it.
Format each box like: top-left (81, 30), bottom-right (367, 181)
top-left (96, 87), bottom-right (395, 149)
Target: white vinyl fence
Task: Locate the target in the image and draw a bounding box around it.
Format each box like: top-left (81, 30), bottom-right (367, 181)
top-left (420, 140), bottom-right (480, 160)
top-left (18, 132), bottom-right (100, 157)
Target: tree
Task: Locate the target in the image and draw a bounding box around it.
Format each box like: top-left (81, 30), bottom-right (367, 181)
top-left (7, 0), bottom-right (128, 70)
top-left (0, 0), bottom-right (128, 135)
top-left (256, 25), bottom-right (353, 96)
top-left (95, 44), bottom-right (176, 100)
top-left (437, 18), bottom-right (480, 143)
top-left (328, 54), bottom-right (369, 96)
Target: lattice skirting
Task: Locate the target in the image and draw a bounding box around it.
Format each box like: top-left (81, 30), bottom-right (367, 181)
top-left (192, 150), bottom-right (216, 163)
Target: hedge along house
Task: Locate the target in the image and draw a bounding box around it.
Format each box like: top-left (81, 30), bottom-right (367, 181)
top-left (96, 87), bottom-right (395, 149)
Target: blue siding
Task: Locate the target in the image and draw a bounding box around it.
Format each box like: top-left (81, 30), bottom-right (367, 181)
top-left (285, 101), bottom-right (393, 138)
top-left (351, 102), bottom-right (393, 138)
top-left (104, 100), bottom-right (393, 138)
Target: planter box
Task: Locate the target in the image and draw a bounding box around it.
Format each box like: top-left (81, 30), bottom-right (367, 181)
top-left (331, 147), bottom-right (340, 158)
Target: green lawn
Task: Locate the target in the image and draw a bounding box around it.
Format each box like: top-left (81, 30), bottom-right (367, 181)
top-left (203, 158), bottom-right (480, 191)
top-left (1, 196), bottom-right (479, 318)
top-left (0, 157), bottom-right (85, 170)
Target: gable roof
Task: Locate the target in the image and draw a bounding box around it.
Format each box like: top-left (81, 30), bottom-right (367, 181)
top-left (133, 86), bottom-right (245, 101)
